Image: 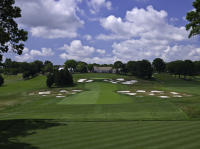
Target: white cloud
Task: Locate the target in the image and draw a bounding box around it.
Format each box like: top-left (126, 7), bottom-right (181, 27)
top-left (112, 38), bottom-right (200, 62)
top-left (16, 0), bottom-right (84, 39)
top-left (59, 40), bottom-right (95, 60)
top-left (15, 47), bottom-right (54, 62)
top-left (96, 49), bottom-right (106, 54)
top-left (59, 40), bottom-right (111, 63)
top-left (87, 0), bottom-right (112, 14)
top-left (98, 6), bottom-right (187, 41)
top-left (83, 34), bottom-right (92, 41)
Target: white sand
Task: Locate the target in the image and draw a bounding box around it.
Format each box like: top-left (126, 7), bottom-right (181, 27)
top-left (38, 91), bottom-right (51, 95)
top-left (86, 80), bottom-right (93, 83)
top-left (173, 95), bottom-right (182, 98)
top-left (77, 79), bottom-right (87, 83)
top-left (42, 95), bottom-right (47, 97)
top-left (136, 90), bottom-right (146, 93)
top-left (71, 92), bottom-right (76, 94)
top-left (116, 78), bottom-right (125, 81)
top-left (160, 96), bottom-right (169, 98)
top-left (60, 90), bottom-right (68, 93)
top-left (122, 80), bottom-right (138, 85)
top-left (72, 90), bottom-right (82, 92)
top-left (170, 92), bottom-right (179, 95)
top-left (125, 93), bottom-right (137, 96)
top-left (56, 96), bottom-right (65, 98)
top-left (57, 94), bottom-right (62, 96)
top-left (117, 91), bottom-right (130, 93)
top-left (111, 81), bottom-right (117, 84)
top-left (149, 93), bottom-right (155, 96)
top-left (104, 80), bottom-right (109, 82)
top-left (151, 90), bottom-right (164, 93)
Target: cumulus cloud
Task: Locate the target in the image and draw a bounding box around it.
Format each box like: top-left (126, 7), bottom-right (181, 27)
top-left (16, 0), bottom-right (84, 39)
top-left (112, 38), bottom-right (200, 62)
top-left (15, 47), bottom-right (54, 62)
top-left (59, 40), bottom-right (95, 60)
top-left (59, 40), bottom-right (111, 63)
top-left (87, 0), bottom-right (112, 14)
top-left (97, 6), bottom-right (187, 41)
top-left (96, 49), bottom-right (106, 54)
top-left (83, 34), bottom-right (92, 41)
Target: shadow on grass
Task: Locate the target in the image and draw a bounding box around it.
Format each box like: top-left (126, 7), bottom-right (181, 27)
top-left (0, 119), bottom-right (66, 149)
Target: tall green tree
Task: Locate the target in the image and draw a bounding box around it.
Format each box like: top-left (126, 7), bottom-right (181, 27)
top-left (0, 74), bottom-right (4, 86)
top-left (186, 0), bottom-right (200, 38)
top-left (152, 58), bottom-right (166, 73)
top-left (114, 61), bottom-right (123, 74)
top-left (64, 60), bottom-right (77, 72)
top-left (0, 0), bottom-right (28, 60)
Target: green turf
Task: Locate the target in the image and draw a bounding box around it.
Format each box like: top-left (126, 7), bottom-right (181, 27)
top-left (59, 82), bottom-right (134, 104)
top-left (1, 73), bottom-right (200, 148)
top-left (2, 119), bottom-right (200, 149)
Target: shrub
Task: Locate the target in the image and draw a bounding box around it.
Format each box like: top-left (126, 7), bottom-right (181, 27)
top-left (0, 74), bottom-right (4, 86)
top-left (23, 71), bottom-right (31, 79)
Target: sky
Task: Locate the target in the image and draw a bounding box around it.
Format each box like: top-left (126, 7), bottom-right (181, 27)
top-left (3, 0), bottom-right (200, 64)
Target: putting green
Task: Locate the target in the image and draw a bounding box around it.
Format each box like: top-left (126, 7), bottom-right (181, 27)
top-left (59, 82), bottom-right (134, 104)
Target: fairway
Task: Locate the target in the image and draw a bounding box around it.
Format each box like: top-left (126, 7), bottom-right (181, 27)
top-left (59, 82), bottom-right (134, 104)
top-left (1, 73), bottom-right (200, 149)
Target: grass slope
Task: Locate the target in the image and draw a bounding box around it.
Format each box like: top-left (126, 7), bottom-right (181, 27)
top-left (1, 73), bottom-right (200, 149)
top-left (2, 120), bottom-right (200, 149)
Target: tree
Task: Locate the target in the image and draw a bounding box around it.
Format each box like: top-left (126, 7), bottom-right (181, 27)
top-left (76, 62), bottom-right (88, 73)
top-left (126, 61), bottom-right (137, 75)
top-left (114, 61), bottom-right (123, 74)
top-left (0, 0), bottom-right (28, 59)
top-left (186, 0), bottom-right (200, 38)
top-left (183, 60), bottom-right (195, 78)
top-left (46, 73), bottom-right (54, 88)
top-left (64, 60), bottom-right (77, 72)
top-left (43, 61), bottom-right (53, 73)
top-left (0, 74), bottom-right (4, 86)
top-left (152, 58), bottom-right (166, 73)
top-left (32, 60), bottom-right (44, 73)
top-left (54, 69), bottom-right (73, 86)
top-left (88, 64), bottom-right (94, 72)
top-left (136, 60), bottom-right (153, 79)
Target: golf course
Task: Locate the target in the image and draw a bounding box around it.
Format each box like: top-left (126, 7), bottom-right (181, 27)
top-left (1, 73), bottom-right (200, 149)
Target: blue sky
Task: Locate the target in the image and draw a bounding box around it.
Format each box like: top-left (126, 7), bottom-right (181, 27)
top-left (4, 0), bottom-right (200, 64)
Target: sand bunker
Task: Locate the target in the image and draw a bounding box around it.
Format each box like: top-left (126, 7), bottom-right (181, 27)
top-left (136, 90), bottom-right (146, 93)
top-left (122, 80), bottom-right (138, 85)
top-left (160, 96), bottom-right (169, 98)
top-left (173, 95), bottom-right (182, 98)
top-left (77, 79), bottom-right (87, 83)
top-left (72, 90), bottom-right (82, 92)
top-left (125, 93), bottom-right (137, 96)
top-left (151, 90), bottom-right (164, 93)
top-left (111, 81), bottom-right (117, 84)
top-left (149, 93), bottom-right (155, 96)
top-left (38, 91), bottom-right (51, 95)
top-left (86, 80), bottom-right (93, 83)
top-left (170, 92), bottom-right (179, 95)
top-left (116, 78), bottom-right (125, 81)
top-left (60, 90), bottom-right (68, 93)
top-left (56, 96), bottom-right (65, 98)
